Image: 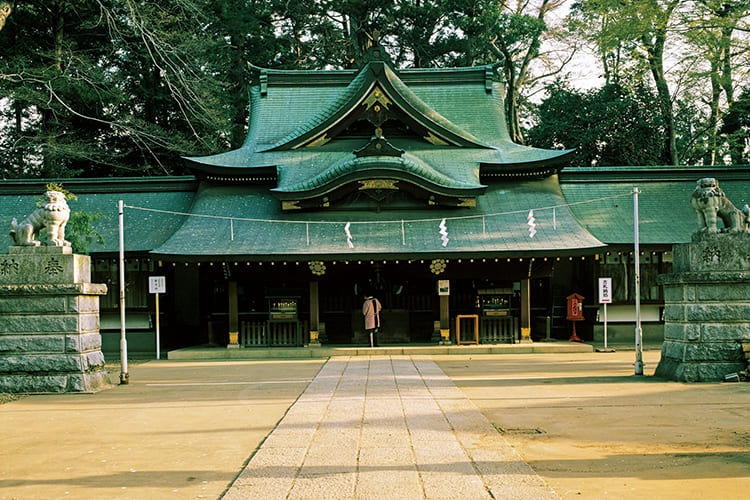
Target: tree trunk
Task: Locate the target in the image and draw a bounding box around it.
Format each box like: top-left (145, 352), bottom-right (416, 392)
top-left (645, 32), bottom-right (678, 165)
top-left (503, 58), bottom-right (524, 144)
top-left (704, 58), bottom-right (721, 165)
top-left (53, 0), bottom-right (64, 72)
top-left (13, 100), bottom-right (24, 172)
top-left (719, 25), bottom-right (734, 105)
top-left (229, 34), bottom-right (248, 148)
top-left (42, 0), bottom-right (66, 175)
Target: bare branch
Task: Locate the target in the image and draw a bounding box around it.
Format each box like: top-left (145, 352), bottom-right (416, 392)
top-left (0, 2), bottom-right (10, 32)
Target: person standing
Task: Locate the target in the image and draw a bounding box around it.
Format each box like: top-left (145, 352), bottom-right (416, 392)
top-left (362, 294), bottom-right (381, 347)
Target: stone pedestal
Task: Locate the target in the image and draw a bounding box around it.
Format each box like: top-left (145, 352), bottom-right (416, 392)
top-left (656, 233), bottom-right (750, 382)
top-left (0, 246), bottom-right (110, 392)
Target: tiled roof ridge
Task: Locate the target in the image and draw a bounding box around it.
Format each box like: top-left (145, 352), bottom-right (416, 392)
top-left (560, 165), bottom-right (750, 182)
top-left (247, 62), bottom-right (499, 80)
top-left (0, 176), bottom-right (198, 194)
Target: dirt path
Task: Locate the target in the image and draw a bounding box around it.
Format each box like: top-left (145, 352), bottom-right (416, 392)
top-left (436, 350), bottom-right (750, 499)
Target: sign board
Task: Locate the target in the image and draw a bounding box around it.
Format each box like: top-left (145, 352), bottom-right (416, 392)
top-left (566, 293), bottom-right (584, 321)
top-left (438, 279), bottom-right (450, 296)
top-left (148, 276), bottom-right (166, 294)
top-left (598, 278), bottom-right (612, 304)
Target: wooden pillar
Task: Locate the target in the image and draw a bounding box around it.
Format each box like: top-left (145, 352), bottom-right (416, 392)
top-left (439, 294), bottom-right (451, 344)
top-left (519, 278), bottom-right (532, 343)
top-left (309, 280), bottom-right (320, 345)
top-left (227, 281), bottom-right (239, 349)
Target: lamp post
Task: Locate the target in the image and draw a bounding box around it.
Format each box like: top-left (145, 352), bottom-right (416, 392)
top-left (118, 200), bottom-right (129, 384)
top-left (633, 188), bottom-right (643, 376)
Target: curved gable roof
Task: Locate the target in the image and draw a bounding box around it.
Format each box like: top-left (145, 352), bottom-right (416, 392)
top-left (262, 61), bottom-right (490, 151)
top-left (271, 154), bottom-right (486, 200)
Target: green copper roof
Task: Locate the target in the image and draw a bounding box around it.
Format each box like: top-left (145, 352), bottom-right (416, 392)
top-left (184, 60), bottom-right (574, 190)
top-left (151, 177), bottom-right (605, 259)
top-left (272, 154), bottom-right (486, 199)
top-left (560, 166), bottom-right (750, 245)
top-left (0, 177), bottom-right (197, 254)
top-left (3, 167), bottom-right (748, 259)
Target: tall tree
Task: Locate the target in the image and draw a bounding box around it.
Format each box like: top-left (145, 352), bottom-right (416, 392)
top-left (204, 1), bottom-right (283, 148)
top-left (0, 0), bottom-right (114, 177)
top-left (0, 0), bottom-right (236, 177)
top-left (720, 87), bottom-right (750, 164)
top-left (572, 0), bottom-right (686, 165)
top-left (528, 80), bottom-right (666, 167)
top-left (104, 0), bottom-right (234, 172)
top-left (679, 0), bottom-right (750, 164)
top-left (0, 0), bottom-right (588, 177)
top-left (455, 0), bottom-right (575, 144)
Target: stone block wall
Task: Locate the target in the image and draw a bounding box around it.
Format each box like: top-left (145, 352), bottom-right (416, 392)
top-left (656, 234), bottom-right (750, 382)
top-left (0, 246), bottom-right (109, 392)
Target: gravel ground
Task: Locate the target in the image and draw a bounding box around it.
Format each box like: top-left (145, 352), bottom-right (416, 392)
top-left (0, 392), bottom-right (25, 404)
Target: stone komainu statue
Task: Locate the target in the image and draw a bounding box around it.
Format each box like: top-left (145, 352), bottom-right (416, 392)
top-left (690, 178), bottom-right (750, 234)
top-left (9, 190), bottom-right (71, 247)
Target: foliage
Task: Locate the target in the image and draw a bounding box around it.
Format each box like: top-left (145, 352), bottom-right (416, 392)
top-left (0, 0), bottom-right (747, 174)
top-left (65, 210), bottom-right (107, 255)
top-left (0, 0), bottom-right (577, 177)
top-left (43, 182), bottom-right (76, 203)
top-left (0, 0), bottom-right (236, 178)
top-left (527, 80), bottom-right (666, 167)
top-left (570, 0), bottom-right (685, 165)
top-left (570, 0), bottom-right (750, 166)
top-left (720, 88), bottom-right (750, 164)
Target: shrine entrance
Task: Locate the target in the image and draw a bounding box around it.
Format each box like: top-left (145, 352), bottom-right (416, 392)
top-left (199, 256), bottom-right (558, 347)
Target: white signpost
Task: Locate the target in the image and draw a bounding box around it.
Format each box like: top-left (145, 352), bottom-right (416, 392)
top-left (148, 276), bottom-right (166, 359)
top-left (598, 277), bottom-right (613, 351)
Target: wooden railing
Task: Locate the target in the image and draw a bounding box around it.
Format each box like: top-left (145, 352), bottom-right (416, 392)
top-left (480, 317), bottom-right (517, 344)
top-left (240, 320), bottom-right (308, 347)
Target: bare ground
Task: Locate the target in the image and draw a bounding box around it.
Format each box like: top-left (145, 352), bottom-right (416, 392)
top-left (436, 349), bottom-right (750, 499)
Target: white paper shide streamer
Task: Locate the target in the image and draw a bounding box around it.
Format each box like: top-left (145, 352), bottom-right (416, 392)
top-left (345, 222), bottom-right (354, 248)
top-left (527, 210), bottom-right (536, 238)
top-left (439, 219), bottom-right (449, 247)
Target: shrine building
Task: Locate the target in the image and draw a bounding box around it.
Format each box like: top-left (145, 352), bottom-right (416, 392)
top-left (1, 45), bottom-right (748, 355)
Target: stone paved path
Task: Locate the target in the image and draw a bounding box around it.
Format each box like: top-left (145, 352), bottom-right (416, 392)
top-left (222, 356), bottom-right (558, 500)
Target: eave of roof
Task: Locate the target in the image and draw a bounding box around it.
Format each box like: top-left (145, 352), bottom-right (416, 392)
top-left (560, 165), bottom-right (750, 182)
top-left (0, 176), bottom-right (198, 195)
top-left (151, 177), bottom-right (605, 260)
top-left (271, 155), bottom-right (486, 200)
top-left (481, 149), bottom-right (576, 178)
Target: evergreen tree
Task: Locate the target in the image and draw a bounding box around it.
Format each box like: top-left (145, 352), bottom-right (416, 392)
top-left (528, 80), bottom-right (666, 167)
top-left (720, 88), bottom-right (750, 165)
